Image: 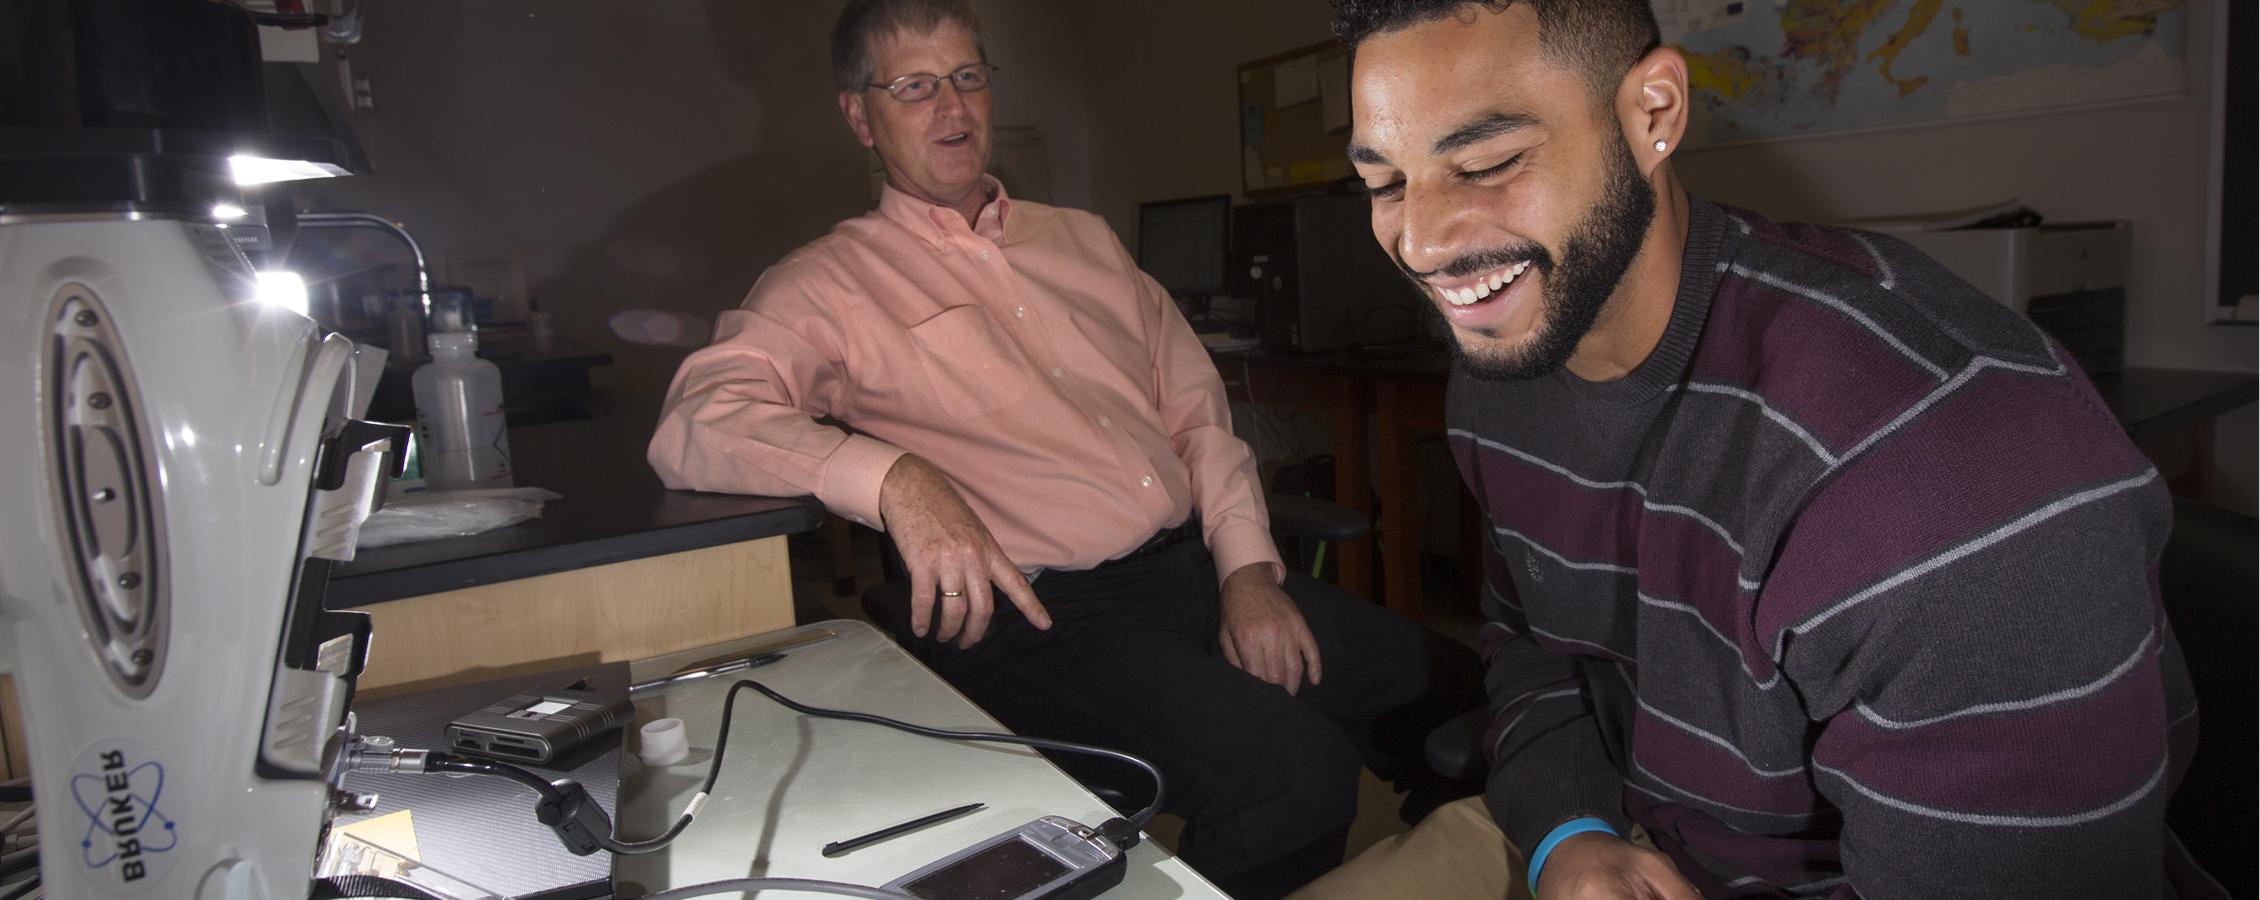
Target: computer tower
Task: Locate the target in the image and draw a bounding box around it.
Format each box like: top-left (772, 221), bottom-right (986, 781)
top-left (1232, 200), bottom-right (1300, 352)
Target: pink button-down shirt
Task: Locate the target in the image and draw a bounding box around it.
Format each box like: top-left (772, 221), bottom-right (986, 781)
top-left (648, 178), bottom-right (1281, 585)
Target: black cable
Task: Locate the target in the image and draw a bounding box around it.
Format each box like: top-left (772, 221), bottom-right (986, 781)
top-left (244, 10), bottom-right (329, 26)
top-left (0, 846), bottom-right (36, 880)
top-left (310, 874), bottom-right (452, 900)
top-left (423, 757), bottom-right (564, 806)
top-left (1324, 303), bottom-right (1422, 350)
top-left (727, 679), bottom-right (1167, 833)
top-left (402, 678), bottom-right (1166, 858)
top-left (206, 0), bottom-right (330, 26)
top-left (0, 874), bottom-right (35, 900)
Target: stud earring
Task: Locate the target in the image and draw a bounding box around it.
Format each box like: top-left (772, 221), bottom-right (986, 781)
top-left (1654, 139), bottom-right (1669, 152)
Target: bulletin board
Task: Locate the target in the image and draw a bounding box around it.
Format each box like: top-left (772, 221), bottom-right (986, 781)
top-left (1237, 40), bottom-right (1355, 196)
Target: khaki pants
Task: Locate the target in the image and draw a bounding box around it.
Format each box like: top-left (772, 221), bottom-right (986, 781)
top-left (1289, 797), bottom-right (1653, 900)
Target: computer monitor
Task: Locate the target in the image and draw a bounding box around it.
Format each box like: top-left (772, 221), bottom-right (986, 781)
top-left (1292, 192), bottom-right (1428, 353)
top-left (1137, 194), bottom-right (1232, 299)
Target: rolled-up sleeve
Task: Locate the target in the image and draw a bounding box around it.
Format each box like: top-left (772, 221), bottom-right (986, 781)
top-left (647, 275), bottom-right (906, 529)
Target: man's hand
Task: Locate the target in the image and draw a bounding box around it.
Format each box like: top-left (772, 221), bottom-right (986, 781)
top-left (1536, 832), bottom-right (1701, 900)
top-left (877, 455), bottom-right (1051, 647)
top-left (1217, 564), bottom-right (1322, 695)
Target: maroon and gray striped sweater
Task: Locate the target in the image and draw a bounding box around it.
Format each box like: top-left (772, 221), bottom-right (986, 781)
top-left (1451, 199), bottom-right (2216, 898)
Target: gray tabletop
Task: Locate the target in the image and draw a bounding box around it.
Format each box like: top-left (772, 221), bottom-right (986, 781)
top-left (612, 620), bottom-right (1228, 899)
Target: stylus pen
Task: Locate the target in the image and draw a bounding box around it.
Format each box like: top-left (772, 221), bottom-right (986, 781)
top-left (822, 803), bottom-right (986, 857)
top-left (628, 651), bottom-right (786, 695)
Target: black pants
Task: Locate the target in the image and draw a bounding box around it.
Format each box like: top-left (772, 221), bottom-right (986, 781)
top-left (871, 537), bottom-right (1483, 899)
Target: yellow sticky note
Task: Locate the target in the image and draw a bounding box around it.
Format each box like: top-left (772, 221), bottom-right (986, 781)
top-left (326, 809), bottom-right (422, 878)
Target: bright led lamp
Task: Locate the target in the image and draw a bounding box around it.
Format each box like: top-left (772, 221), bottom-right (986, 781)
top-left (255, 270), bottom-right (309, 317)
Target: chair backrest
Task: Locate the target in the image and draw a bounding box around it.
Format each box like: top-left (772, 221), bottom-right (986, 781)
top-left (2157, 499), bottom-right (2257, 899)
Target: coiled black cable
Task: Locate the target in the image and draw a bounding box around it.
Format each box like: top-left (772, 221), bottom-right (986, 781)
top-left (406, 677), bottom-right (1165, 858)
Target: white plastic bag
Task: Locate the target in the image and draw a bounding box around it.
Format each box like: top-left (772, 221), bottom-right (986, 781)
top-left (356, 487), bottom-right (563, 549)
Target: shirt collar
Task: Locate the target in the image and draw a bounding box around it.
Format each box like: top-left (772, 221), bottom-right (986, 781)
top-left (878, 175), bottom-right (1012, 248)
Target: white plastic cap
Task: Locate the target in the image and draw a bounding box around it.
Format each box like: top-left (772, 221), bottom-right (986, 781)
top-left (427, 331), bottom-right (478, 355)
top-left (638, 717), bottom-right (689, 767)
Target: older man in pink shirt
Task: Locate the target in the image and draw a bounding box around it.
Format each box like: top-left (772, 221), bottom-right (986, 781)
top-left (648, 1), bottom-right (1479, 894)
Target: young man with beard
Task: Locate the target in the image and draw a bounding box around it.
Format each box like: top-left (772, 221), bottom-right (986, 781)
top-left (1293, 1), bottom-right (2220, 898)
top-left (649, 1), bottom-right (1481, 895)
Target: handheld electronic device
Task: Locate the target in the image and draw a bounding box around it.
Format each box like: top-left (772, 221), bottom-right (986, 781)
top-left (883, 815), bottom-right (1128, 900)
top-left (445, 682), bottom-right (631, 764)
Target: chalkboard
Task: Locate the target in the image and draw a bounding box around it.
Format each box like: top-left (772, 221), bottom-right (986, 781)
top-left (1237, 40), bottom-right (1356, 196)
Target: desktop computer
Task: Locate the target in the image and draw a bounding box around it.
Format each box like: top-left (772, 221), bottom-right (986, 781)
top-left (1143, 190), bottom-right (1431, 355)
top-left (1235, 193), bottom-right (1430, 354)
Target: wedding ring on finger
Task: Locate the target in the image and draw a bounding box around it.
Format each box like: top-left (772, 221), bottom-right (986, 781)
top-left (941, 590), bottom-right (965, 597)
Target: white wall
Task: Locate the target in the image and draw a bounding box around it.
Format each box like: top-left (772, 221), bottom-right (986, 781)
top-left (1672, 1), bottom-right (2256, 513)
top-left (312, 0), bottom-right (2253, 511)
top-left (1065, 0), bottom-right (2256, 514)
top-left (1077, 0), bottom-right (1337, 241)
top-left (309, 0), bottom-right (1098, 436)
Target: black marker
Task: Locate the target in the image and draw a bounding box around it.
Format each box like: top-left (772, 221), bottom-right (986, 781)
top-left (822, 802), bottom-right (986, 858)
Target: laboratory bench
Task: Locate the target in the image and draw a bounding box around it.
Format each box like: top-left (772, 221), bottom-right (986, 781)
top-left (338, 621), bottom-right (1229, 899)
top-left (329, 417), bottom-right (823, 696)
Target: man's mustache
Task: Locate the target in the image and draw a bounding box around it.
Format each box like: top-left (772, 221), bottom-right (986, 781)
top-left (1396, 244), bottom-right (1552, 283)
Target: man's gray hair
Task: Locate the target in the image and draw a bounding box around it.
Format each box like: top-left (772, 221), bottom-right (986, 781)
top-left (831, 0), bottom-right (987, 90)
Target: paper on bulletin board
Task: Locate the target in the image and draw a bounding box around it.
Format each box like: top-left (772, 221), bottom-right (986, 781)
top-left (1243, 103), bottom-right (1265, 146)
top-left (1320, 56), bottom-right (1351, 133)
top-left (1651, 0), bottom-right (1745, 36)
top-left (1244, 147), bottom-right (1267, 189)
top-left (1275, 55), bottom-right (1318, 107)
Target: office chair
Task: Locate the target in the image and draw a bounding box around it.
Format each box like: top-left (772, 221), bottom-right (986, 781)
top-left (1422, 496), bottom-right (2258, 896)
top-left (2156, 498), bottom-right (2255, 898)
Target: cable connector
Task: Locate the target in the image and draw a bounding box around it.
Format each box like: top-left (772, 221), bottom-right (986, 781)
top-left (1096, 816), bottom-right (1141, 852)
top-left (343, 744), bottom-right (429, 775)
top-left (534, 780), bottom-right (613, 857)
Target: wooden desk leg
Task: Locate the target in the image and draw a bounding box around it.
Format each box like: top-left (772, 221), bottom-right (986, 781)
top-left (1376, 382), bottom-right (1421, 621)
top-left (1330, 378), bottom-right (1375, 599)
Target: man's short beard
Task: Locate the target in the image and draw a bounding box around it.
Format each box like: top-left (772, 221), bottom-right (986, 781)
top-left (1434, 135), bottom-right (1657, 382)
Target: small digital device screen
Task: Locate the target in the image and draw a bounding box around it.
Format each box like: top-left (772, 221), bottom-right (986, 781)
top-left (522, 699), bottom-right (573, 717)
top-left (902, 836), bottom-right (1069, 900)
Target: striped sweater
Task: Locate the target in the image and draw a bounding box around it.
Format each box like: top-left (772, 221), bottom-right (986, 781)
top-left (1450, 200), bottom-right (2215, 899)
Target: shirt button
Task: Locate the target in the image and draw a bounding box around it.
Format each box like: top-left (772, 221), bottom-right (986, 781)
top-left (1015, 307), bottom-right (1025, 318)
top-left (1050, 367), bottom-right (1063, 378)
top-left (1098, 416), bottom-right (1111, 428)
top-left (1140, 476), bottom-right (1154, 487)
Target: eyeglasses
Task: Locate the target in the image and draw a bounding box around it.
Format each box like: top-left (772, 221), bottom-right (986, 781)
top-left (866, 63), bottom-right (999, 103)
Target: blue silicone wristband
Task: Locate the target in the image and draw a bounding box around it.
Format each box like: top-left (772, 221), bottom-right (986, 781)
top-left (1527, 817), bottom-right (1619, 894)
